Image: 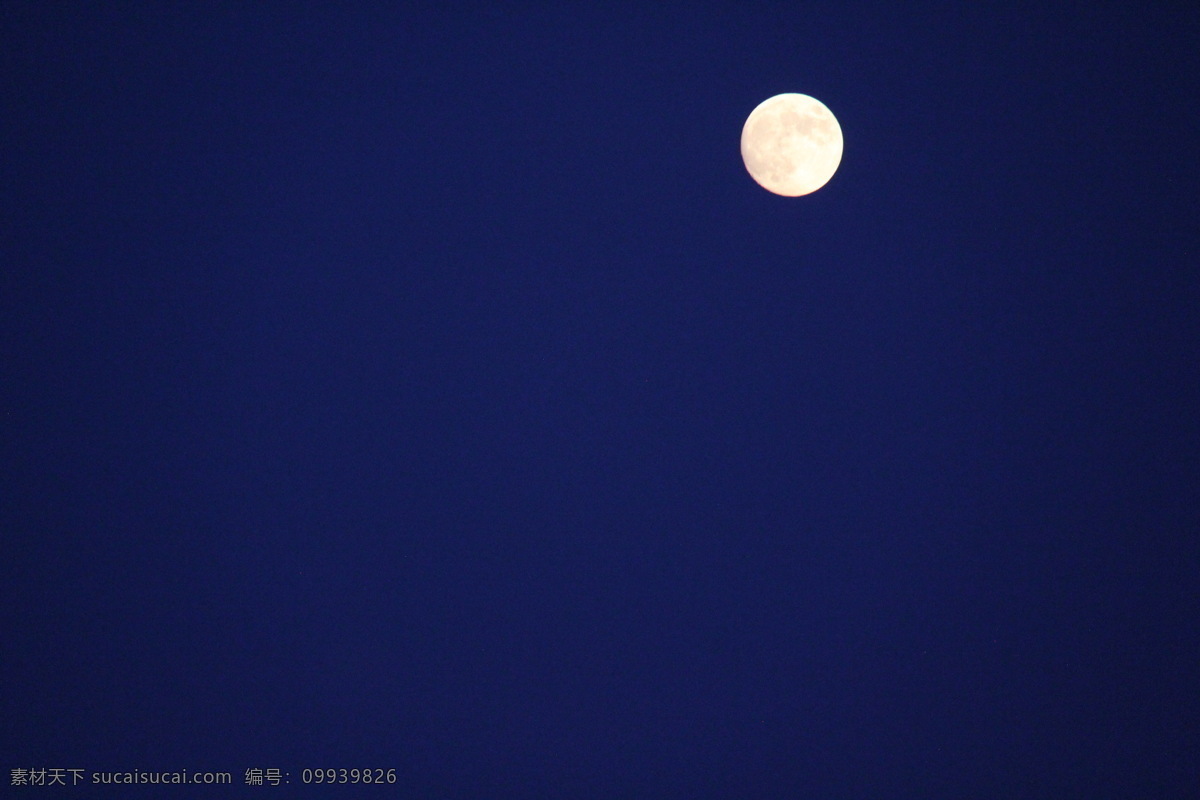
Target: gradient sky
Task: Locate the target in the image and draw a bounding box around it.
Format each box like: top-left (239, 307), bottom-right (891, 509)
top-left (4, 3), bottom-right (1199, 797)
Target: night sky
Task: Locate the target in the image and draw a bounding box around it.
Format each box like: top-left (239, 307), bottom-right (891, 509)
top-left (4, 3), bottom-right (1199, 797)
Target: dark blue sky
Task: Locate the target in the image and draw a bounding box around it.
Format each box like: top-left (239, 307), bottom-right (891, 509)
top-left (4, 3), bottom-right (1198, 796)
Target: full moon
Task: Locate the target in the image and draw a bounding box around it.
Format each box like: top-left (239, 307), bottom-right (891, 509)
top-left (741, 93), bottom-right (843, 196)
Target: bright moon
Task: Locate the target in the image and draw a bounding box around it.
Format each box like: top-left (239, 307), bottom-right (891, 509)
top-left (741, 93), bottom-right (843, 196)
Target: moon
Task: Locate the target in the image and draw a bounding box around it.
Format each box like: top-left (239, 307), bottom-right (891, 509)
top-left (741, 93), bottom-right (843, 196)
